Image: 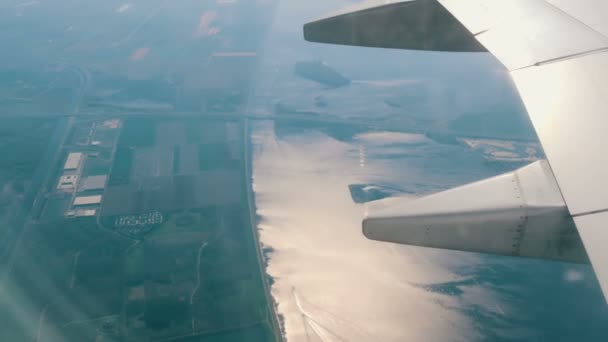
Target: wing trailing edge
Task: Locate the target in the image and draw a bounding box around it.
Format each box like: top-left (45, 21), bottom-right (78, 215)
top-left (363, 161), bottom-right (589, 263)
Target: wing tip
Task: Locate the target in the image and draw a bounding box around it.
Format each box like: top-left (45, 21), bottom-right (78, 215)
top-left (302, 0), bottom-right (487, 52)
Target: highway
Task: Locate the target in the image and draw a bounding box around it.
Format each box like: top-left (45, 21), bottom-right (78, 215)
top-left (242, 117), bottom-right (284, 342)
top-left (0, 109), bottom-right (397, 132)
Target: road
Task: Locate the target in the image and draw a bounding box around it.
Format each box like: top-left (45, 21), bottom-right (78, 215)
top-left (190, 241), bottom-right (209, 306)
top-left (243, 117), bottom-right (284, 342)
top-left (0, 109), bottom-right (397, 133)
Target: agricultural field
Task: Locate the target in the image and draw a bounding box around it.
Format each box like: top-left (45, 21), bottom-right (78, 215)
top-left (0, 117), bottom-right (275, 341)
top-left (0, 117), bottom-right (58, 238)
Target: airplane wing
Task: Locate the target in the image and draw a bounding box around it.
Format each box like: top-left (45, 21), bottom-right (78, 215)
top-left (303, 0), bottom-right (608, 299)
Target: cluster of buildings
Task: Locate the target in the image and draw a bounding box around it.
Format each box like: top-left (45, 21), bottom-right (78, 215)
top-left (115, 212), bottom-right (164, 227)
top-left (50, 119), bottom-right (121, 218)
top-left (56, 151), bottom-right (108, 218)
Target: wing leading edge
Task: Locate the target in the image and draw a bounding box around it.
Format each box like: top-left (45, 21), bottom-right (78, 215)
top-left (304, 0), bottom-right (608, 299)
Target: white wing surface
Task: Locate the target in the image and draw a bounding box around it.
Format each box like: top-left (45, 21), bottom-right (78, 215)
top-left (438, 0), bottom-right (608, 214)
top-left (439, 0), bottom-right (608, 298)
top-left (304, 0), bottom-right (608, 299)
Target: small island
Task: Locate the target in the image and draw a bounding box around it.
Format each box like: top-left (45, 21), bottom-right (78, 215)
top-left (294, 60), bottom-right (351, 88)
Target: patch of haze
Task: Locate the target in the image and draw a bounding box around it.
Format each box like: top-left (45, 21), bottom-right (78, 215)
top-left (455, 285), bottom-right (530, 339)
top-left (252, 122), bottom-right (500, 341)
top-left (129, 47), bottom-right (150, 61)
top-left (15, 1), bottom-right (39, 8)
top-left (351, 133), bottom-right (493, 194)
top-left (195, 10), bottom-right (220, 37)
top-left (564, 269), bottom-right (585, 282)
top-left (354, 131), bottom-right (429, 146)
top-left (351, 79), bottom-right (423, 87)
top-left (115, 3), bottom-right (134, 14)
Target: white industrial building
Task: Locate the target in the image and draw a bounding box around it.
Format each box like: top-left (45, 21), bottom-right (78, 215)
top-left (64, 152), bottom-right (83, 170)
top-left (66, 209), bottom-right (97, 217)
top-left (73, 195), bottom-right (102, 206)
top-left (102, 119), bottom-right (120, 129)
top-left (76, 209), bottom-right (97, 217)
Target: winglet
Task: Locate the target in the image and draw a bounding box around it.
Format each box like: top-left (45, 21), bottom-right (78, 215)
top-left (303, 0), bottom-right (487, 52)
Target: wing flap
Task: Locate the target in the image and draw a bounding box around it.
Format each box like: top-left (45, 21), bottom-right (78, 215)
top-left (364, 161), bottom-right (589, 263)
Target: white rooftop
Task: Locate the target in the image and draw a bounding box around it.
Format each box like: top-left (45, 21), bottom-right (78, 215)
top-left (64, 152), bottom-right (83, 170)
top-left (73, 195), bottom-right (102, 206)
top-left (75, 209), bottom-right (97, 217)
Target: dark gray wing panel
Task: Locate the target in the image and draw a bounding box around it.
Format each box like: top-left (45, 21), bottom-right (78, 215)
top-left (303, 1), bottom-right (486, 52)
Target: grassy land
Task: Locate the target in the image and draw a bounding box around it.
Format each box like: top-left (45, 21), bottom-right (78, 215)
top-left (82, 157), bottom-right (111, 176)
top-left (1, 217), bottom-right (132, 339)
top-left (121, 206), bottom-right (272, 341)
top-left (108, 147), bottom-right (133, 185)
top-left (1, 117), bottom-right (275, 341)
top-left (40, 196), bottom-right (70, 221)
top-left (0, 118), bottom-right (57, 192)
